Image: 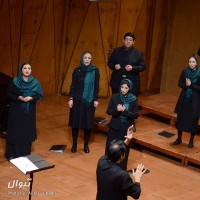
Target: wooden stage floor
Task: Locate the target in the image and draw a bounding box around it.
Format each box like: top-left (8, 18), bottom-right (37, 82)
top-left (0, 94), bottom-right (200, 200)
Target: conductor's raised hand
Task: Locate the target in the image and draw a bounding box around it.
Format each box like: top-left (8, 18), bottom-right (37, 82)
top-left (132, 163), bottom-right (146, 182)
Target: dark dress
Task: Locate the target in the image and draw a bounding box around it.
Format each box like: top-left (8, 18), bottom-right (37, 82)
top-left (96, 155), bottom-right (141, 200)
top-left (106, 93), bottom-right (139, 170)
top-left (108, 46), bottom-right (145, 95)
top-left (5, 82), bottom-right (41, 159)
top-left (174, 68), bottom-right (200, 132)
top-left (68, 67), bottom-right (100, 129)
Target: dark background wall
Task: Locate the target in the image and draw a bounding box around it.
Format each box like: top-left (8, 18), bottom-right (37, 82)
top-left (0, 0), bottom-right (199, 97)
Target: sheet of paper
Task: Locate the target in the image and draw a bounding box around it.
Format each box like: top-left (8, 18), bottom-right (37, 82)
top-left (10, 157), bottom-right (38, 174)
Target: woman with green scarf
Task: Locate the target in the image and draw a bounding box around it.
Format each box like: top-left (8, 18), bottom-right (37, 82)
top-left (5, 63), bottom-right (43, 160)
top-left (173, 54), bottom-right (200, 148)
top-left (105, 79), bottom-right (138, 170)
top-left (68, 51), bottom-right (100, 153)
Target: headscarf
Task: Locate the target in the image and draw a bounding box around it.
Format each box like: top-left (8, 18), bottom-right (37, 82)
top-left (119, 79), bottom-right (137, 123)
top-left (79, 51), bottom-right (96, 104)
top-left (186, 54), bottom-right (200, 102)
top-left (13, 63), bottom-right (43, 113)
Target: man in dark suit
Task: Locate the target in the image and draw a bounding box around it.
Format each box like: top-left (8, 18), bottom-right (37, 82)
top-left (96, 125), bottom-right (146, 200)
top-left (108, 32), bottom-right (145, 96)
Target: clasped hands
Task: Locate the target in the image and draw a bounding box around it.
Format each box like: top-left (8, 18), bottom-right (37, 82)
top-left (115, 64), bottom-right (133, 71)
top-left (18, 96), bottom-right (33, 102)
top-left (186, 78), bottom-right (191, 86)
top-left (117, 104), bottom-right (125, 112)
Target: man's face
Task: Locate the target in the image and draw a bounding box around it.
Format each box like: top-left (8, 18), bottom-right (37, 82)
top-left (123, 36), bottom-right (135, 48)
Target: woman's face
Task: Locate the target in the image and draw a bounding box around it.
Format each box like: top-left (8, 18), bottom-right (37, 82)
top-left (83, 53), bottom-right (92, 66)
top-left (121, 83), bottom-right (130, 95)
top-left (22, 64), bottom-right (32, 77)
top-left (189, 57), bottom-right (197, 70)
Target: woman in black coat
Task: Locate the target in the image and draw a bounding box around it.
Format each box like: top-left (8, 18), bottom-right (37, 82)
top-left (105, 79), bottom-right (138, 170)
top-left (68, 51), bottom-right (100, 153)
top-left (5, 63), bottom-right (43, 160)
top-left (173, 54), bottom-right (200, 148)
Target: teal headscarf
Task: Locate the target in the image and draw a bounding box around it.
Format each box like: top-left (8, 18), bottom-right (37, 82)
top-left (119, 79), bottom-right (137, 123)
top-left (13, 63), bottom-right (43, 113)
top-left (186, 55), bottom-right (200, 102)
top-left (79, 51), bottom-right (96, 104)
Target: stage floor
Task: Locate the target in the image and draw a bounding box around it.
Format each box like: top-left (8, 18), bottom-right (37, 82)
top-left (1, 94), bottom-right (200, 200)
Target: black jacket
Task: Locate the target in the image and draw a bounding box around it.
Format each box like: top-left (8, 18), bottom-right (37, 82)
top-left (108, 46), bottom-right (145, 95)
top-left (174, 68), bottom-right (200, 118)
top-left (107, 93), bottom-right (139, 131)
top-left (96, 155), bottom-right (141, 200)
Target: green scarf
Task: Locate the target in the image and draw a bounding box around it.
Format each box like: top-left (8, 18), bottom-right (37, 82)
top-left (79, 53), bottom-right (96, 104)
top-left (13, 64), bottom-right (43, 113)
top-left (186, 67), bottom-right (200, 102)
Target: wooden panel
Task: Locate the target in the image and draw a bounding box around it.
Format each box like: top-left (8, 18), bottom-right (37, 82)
top-left (161, 0), bottom-right (200, 95)
top-left (185, 152), bottom-right (200, 166)
top-left (9, 0), bottom-right (23, 76)
top-left (29, 0), bottom-right (56, 95)
top-left (147, 0), bottom-right (168, 91)
top-left (53, 0), bottom-right (66, 91)
top-left (19, 0), bottom-right (47, 62)
top-left (138, 93), bottom-right (178, 125)
top-left (60, 0), bottom-right (89, 94)
top-left (98, 1), bottom-right (118, 97)
top-left (61, 2), bottom-right (109, 96)
top-left (117, 0), bottom-right (144, 45)
top-left (0, 0), bottom-right (13, 76)
top-left (3, 0), bottom-right (199, 97)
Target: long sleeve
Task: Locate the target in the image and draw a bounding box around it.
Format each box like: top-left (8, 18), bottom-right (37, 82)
top-left (69, 67), bottom-right (79, 98)
top-left (7, 81), bottom-right (22, 103)
top-left (106, 95), bottom-right (121, 116)
top-left (131, 52), bottom-right (146, 73)
top-left (107, 48), bottom-right (119, 71)
top-left (178, 70), bottom-right (187, 89)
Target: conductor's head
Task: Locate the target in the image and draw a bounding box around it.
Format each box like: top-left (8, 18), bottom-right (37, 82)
top-left (107, 139), bottom-right (126, 163)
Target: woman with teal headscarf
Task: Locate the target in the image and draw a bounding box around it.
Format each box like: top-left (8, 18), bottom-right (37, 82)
top-left (105, 79), bottom-right (138, 170)
top-left (68, 51), bottom-right (100, 153)
top-left (5, 63), bottom-right (43, 160)
top-left (174, 54), bottom-right (200, 148)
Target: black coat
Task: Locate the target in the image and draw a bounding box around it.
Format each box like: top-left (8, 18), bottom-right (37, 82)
top-left (96, 155), bottom-right (141, 200)
top-left (174, 68), bottom-right (200, 132)
top-left (108, 46), bottom-right (145, 95)
top-left (174, 68), bottom-right (200, 118)
top-left (6, 81), bottom-right (40, 144)
top-left (68, 67), bottom-right (100, 129)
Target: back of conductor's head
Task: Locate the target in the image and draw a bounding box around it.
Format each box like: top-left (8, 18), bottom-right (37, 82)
top-left (107, 139), bottom-right (126, 163)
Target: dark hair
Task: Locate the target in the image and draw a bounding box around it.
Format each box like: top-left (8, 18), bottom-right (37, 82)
top-left (124, 32), bottom-right (135, 40)
top-left (189, 54), bottom-right (198, 65)
top-left (82, 51), bottom-right (92, 56)
top-left (20, 62), bottom-right (30, 71)
top-left (107, 139), bottom-right (126, 162)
